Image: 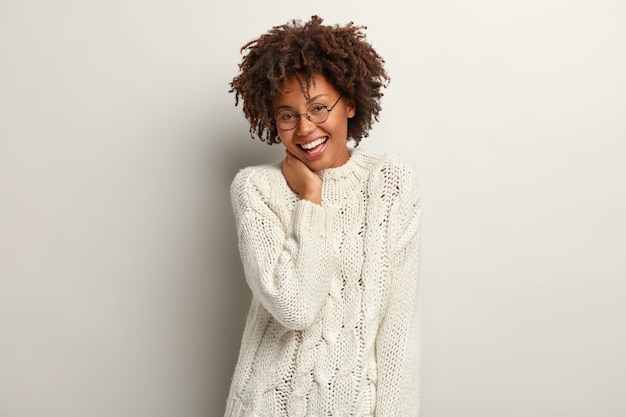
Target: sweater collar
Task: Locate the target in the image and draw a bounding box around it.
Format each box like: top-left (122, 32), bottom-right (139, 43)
top-left (318, 148), bottom-right (375, 206)
top-left (319, 147), bottom-right (369, 181)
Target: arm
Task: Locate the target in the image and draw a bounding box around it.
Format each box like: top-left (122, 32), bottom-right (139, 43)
top-left (375, 165), bottom-right (422, 416)
top-left (231, 167), bottom-right (336, 331)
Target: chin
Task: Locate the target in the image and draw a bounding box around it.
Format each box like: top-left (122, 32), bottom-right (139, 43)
top-left (305, 163), bottom-right (324, 173)
top-left (306, 158), bottom-right (331, 173)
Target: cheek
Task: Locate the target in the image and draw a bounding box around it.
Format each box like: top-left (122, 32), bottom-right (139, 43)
top-left (279, 134), bottom-right (297, 151)
top-left (278, 131), bottom-right (289, 143)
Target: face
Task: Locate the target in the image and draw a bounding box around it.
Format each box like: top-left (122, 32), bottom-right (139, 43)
top-left (274, 73), bottom-right (356, 172)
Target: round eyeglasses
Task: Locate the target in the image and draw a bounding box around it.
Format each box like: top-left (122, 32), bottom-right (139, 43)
top-left (274, 95), bottom-right (343, 130)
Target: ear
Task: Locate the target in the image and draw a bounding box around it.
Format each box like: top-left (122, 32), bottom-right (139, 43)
top-left (345, 98), bottom-right (356, 118)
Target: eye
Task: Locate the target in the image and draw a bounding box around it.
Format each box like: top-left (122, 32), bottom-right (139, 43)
top-left (277, 112), bottom-right (296, 121)
top-left (308, 104), bottom-right (326, 115)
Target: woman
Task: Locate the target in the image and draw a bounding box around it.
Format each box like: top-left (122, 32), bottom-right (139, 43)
top-left (225, 15), bottom-right (421, 417)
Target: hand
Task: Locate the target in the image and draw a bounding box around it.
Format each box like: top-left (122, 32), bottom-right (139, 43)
top-left (282, 150), bottom-right (322, 205)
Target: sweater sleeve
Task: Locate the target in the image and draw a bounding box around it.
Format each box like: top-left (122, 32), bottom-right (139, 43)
top-left (230, 168), bottom-right (337, 331)
top-left (375, 162), bottom-right (422, 417)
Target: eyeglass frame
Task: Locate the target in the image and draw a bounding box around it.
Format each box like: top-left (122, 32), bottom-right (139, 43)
top-left (273, 95), bottom-right (344, 131)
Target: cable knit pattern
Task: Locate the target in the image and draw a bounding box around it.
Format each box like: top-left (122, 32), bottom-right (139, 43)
top-left (225, 148), bottom-right (421, 417)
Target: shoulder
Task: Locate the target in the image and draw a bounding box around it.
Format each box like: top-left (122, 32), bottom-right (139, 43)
top-left (356, 149), bottom-right (419, 198)
top-left (231, 162), bottom-right (283, 191)
top-left (230, 162), bottom-right (284, 209)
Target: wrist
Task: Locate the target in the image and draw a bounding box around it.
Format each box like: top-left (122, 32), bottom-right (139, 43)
top-left (299, 190), bottom-right (322, 205)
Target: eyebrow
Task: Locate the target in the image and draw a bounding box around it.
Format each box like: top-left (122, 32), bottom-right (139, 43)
top-left (275, 94), bottom-right (330, 111)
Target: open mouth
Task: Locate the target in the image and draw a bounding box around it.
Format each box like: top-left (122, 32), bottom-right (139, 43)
top-left (298, 137), bottom-right (328, 152)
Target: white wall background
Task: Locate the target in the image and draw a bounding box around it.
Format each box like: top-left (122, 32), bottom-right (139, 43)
top-left (1, 1), bottom-right (625, 416)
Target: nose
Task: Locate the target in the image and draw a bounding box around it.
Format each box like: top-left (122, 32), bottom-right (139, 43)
top-left (295, 114), bottom-right (316, 136)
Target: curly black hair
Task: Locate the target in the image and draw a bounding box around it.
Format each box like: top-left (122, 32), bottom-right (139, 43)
top-left (230, 15), bottom-right (390, 146)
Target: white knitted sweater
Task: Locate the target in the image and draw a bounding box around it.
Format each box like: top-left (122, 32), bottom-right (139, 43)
top-left (225, 148), bottom-right (421, 417)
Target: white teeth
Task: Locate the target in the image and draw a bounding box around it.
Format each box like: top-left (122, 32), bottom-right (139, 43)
top-left (300, 137), bottom-right (327, 150)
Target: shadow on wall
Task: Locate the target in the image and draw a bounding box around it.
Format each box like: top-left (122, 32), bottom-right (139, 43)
top-left (205, 122), bottom-right (282, 415)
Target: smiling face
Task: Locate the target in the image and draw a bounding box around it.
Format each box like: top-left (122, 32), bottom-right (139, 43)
top-left (275, 73), bottom-right (355, 172)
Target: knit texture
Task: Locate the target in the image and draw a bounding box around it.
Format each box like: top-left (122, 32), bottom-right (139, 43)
top-left (225, 148), bottom-right (421, 417)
